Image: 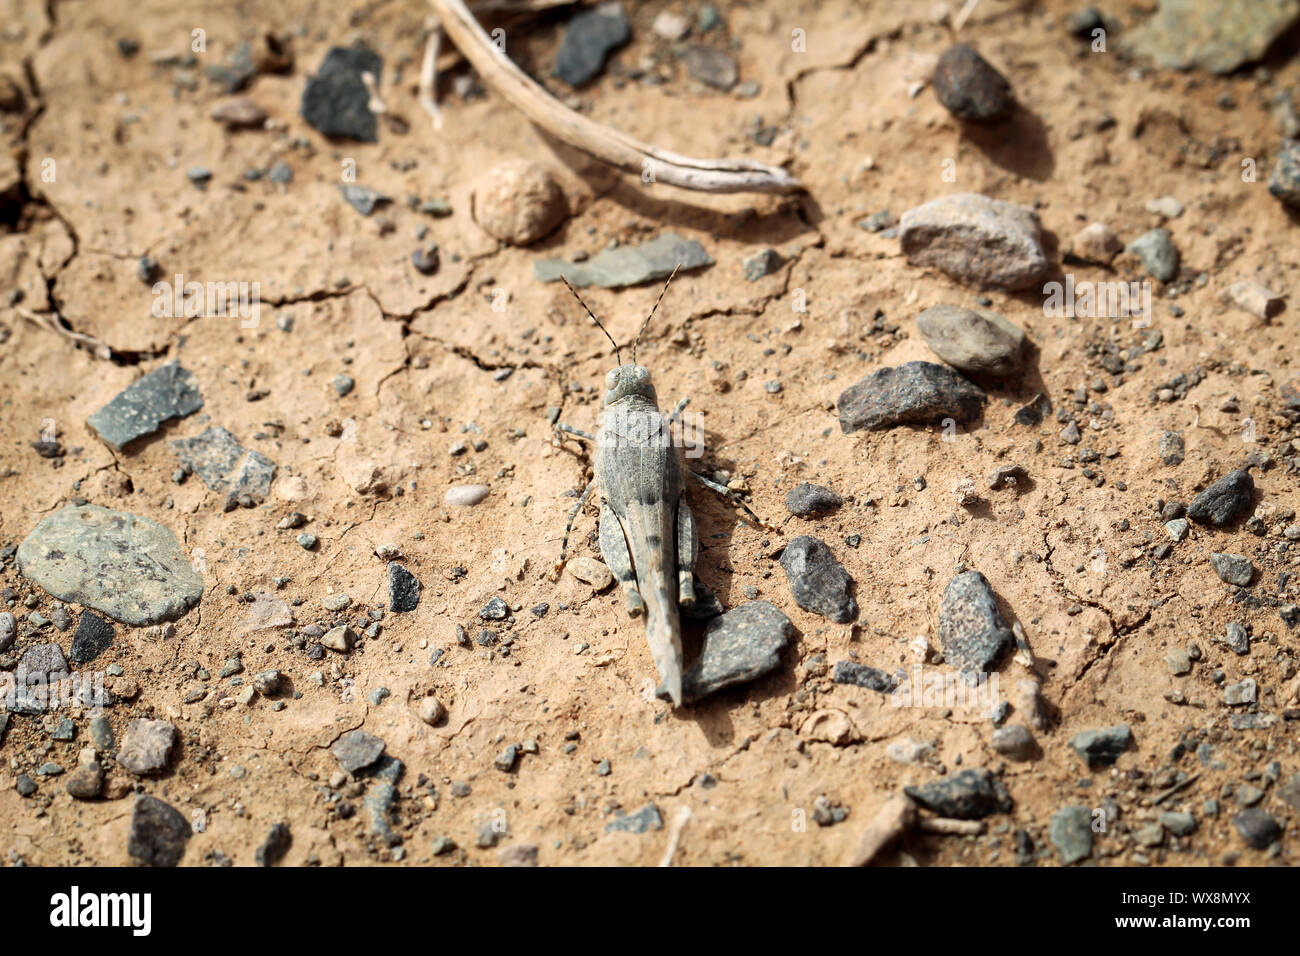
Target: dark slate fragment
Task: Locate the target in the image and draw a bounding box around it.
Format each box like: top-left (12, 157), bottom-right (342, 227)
top-left (69, 610), bottom-right (114, 664)
top-left (1013, 391), bottom-right (1050, 426)
top-left (331, 729), bottom-right (385, 773)
top-left (86, 362), bottom-right (204, 451)
top-left (837, 361), bottom-right (985, 433)
top-left (784, 483), bottom-right (843, 517)
top-left (1270, 139), bottom-right (1300, 209)
top-left (605, 803), bottom-right (663, 834)
top-left (480, 596), bottom-right (509, 620)
top-left (1187, 469), bottom-right (1254, 526)
top-left (552, 4), bottom-right (630, 86)
top-left (534, 232), bottom-right (713, 288)
top-left (1068, 724), bottom-right (1133, 769)
top-left (169, 426), bottom-right (274, 497)
top-left (301, 46), bottom-right (382, 142)
top-left (832, 660), bottom-right (896, 692)
top-left (933, 44), bottom-right (1013, 122)
top-left (1233, 807), bottom-right (1281, 849)
top-left (937, 570), bottom-right (1012, 673)
top-left (680, 601), bottom-right (792, 701)
top-left (904, 768), bottom-right (1013, 819)
top-left (388, 562), bottom-right (420, 613)
top-left (338, 184), bottom-right (389, 216)
top-left (255, 822), bottom-right (292, 866)
top-left (127, 794), bottom-right (191, 867)
top-left (779, 536), bottom-right (856, 623)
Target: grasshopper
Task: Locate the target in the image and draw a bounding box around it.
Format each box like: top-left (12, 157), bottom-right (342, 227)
top-left (550, 266), bottom-right (742, 706)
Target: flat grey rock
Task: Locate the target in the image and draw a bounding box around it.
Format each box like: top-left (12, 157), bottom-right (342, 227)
top-left (388, 562), bottom-right (420, 613)
top-left (784, 483), bottom-right (842, 517)
top-left (605, 803), bottom-right (663, 834)
top-left (117, 718), bottom-right (176, 775)
top-left (338, 184), bottom-right (389, 216)
top-left (170, 426), bottom-right (275, 498)
top-left (1127, 0), bottom-right (1300, 75)
top-left (1187, 469), bottom-right (1254, 526)
top-left (832, 660), bottom-right (895, 692)
top-left (991, 724), bottom-right (1037, 760)
top-left (1270, 138), bottom-right (1300, 209)
top-left (904, 768), bottom-right (1013, 819)
top-left (553, 3), bottom-right (629, 86)
top-left (837, 361), bottom-right (985, 433)
top-left (1232, 807), bottom-right (1281, 849)
top-left (1210, 552), bottom-right (1254, 587)
top-left (1159, 429), bottom-right (1185, 465)
top-left (937, 570), bottom-right (1013, 673)
top-left (127, 794), bottom-right (191, 866)
top-left (301, 46), bottom-right (382, 142)
top-left (17, 504), bottom-right (203, 626)
top-left (932, 44), bottom-right (1013, 121)
top-left (683, 44), bottom-right (738, 91)
top-left (69, 610), bottom-right (114, 664)
top-left (534, 232), bottom-right (713, 288)
top-left (1069, 724), bottom-right (1133, 768)
top-left (681, 601), bottom-right (792, 701)
top-left (1125, 228), bottom-right (1179, 282)
top-left (332, 729), bottom-right (386, 773)
top-left (86, 361), bottom-right (203, 451)
top-left (1050, 805), bottom-right (1094, 864)
top-left (899, 193), bottom-right (1048, 290)
top-left (1224, 620), bottom-right (1250, 655)
top-left (780, 537), bottom-right (856, 623)
top-left (916, 305), bottom-right (1026, 376)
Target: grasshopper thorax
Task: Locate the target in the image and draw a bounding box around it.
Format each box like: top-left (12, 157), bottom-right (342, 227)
top-left (603, 364), bottom-right (658, 407)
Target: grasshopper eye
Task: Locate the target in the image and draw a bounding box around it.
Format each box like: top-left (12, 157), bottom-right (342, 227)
top-left (605, 370), bottom-right (619, 388)
top-left (635, 366), bottom-right (649, 381)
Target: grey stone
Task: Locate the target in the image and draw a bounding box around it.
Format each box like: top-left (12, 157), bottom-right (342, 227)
top-left (991, 724), bottom-right (1037, 760)
top-left (552, 3), bottom-right (629, 86)
top-left (937, 570), bottom-right (1012, 673)
top-left (256, 822), bottom-right (292, 866)
top-left (170, 426), bottom-right (275, 498)
top-left (837, 361), bottom-right (985, 433)
top-left (784, 483), bottom-right (842, 517)
top-left (1187, 469), bottom-right (1253, 526)
top-left (388, 562), bottom-right (420, 613)
top-left (0, 611), bottom-right (13, 652)
top-left (89, 716), bottom-right (114, 751)
top-left (1164, 518), bottom-right (1189, 542)
top-left (498, 843), bottom-right (539, 866)
top-left (1127, 0), bottom-right (1300, 74)
top-left (127, 794), bottom-right (191, 866)
top-left (494, 744), bottom-right (519, 772)
top-left (832, 660), bottom-right (895, 693)
top-left (331, 729), bottom-right (385, 773)
top-left (332, 373), bottom-right (355, 397)
top-left (1269, 138), bottom-right (1300, 209)
top-left (1125, 228), bottom-right (1180, 282)
top-left (1223, 678), bottom-right (1256, 705)
top-left (1232, 807), bottom-right (1281, 849)
top-left (605, 803), bottom-right (664, 834)
top-left (1069, 724), bottom-right (1133, 768)
top-left (17, 505), bottom-right (203, 626)
top-left (86, 362), bottom-right (203, 451)
top-left (1167, 648), bottom-right (1192, 675)
top-left (338, 184), bottom-right (389, 216)
top-left (1224, 621), bottom-right (1250, 655)
top-left (683, 44), bottom-right (738, 91)
top-left (916, 305), bottom-right (1026, 376)
top-left (904, 768), bottom-right (1012, 819)
top-left (65, 762), bottom-right (103, 800)
top-left (1159, 811), bottom-right (1197, 837)
top-left (742, 248), bottom-right (783, 281)
top-left (445, 484), bottom-right (490, 507)
top-left (479, 596), bottom-right (509, 620)
top-left (899, 193), bottom-right (1049, 290)
top-left (365, 783), bottom-right (400, 846)
top-left (1159, 429), bottom-right (1185, 465)
top-left (535, 232), bottom-right (713, 288)
top-left (932, 44), bottom-right (1013, 121)
top-left (780, 537), bottom-right (856, 623)
top-left (1049, 805), bottom-right (1093, 864)
top-left (116, 719), bottom-right (176, 775)
top-left (1210, 552), bottom-right (1254, 587)
top-left (681, 601), bottom-right (792, 701)
top-left (69, 611), bottom-right (114, 664)
top-left (301, 46), bottom-right (382, 142)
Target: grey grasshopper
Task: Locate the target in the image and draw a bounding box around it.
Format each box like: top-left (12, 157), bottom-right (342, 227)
top-left (550, 267), bottom-right (742, 706)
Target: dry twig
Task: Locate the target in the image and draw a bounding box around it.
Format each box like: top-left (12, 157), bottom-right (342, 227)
top-left (425, 0), bottom-right (803, 194)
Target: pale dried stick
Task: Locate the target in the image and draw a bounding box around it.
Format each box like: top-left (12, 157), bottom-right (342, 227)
top-left (426, 0), bottom-right (803, 194)
top-left (844, 794), bottom-right (917, 866)
top-left (16, 307), bottom-right (112, 359)
top-left (658, 806), bottom-right (691, 866)
top-left (419, 17), bottom-right (444, 130)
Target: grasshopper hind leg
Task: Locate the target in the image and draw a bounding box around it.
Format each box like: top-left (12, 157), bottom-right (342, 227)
top-left (599, 508), bottom-right (644, 617)
top-left (676, 497), bottom-right (699, 608)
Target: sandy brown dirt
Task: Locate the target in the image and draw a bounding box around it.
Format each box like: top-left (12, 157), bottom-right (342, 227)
top-left (2, 0), bottom-right (1300, 867)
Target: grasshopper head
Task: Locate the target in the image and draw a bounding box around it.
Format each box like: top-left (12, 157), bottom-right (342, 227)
top-left (603, 364), bottom-right (658, 406)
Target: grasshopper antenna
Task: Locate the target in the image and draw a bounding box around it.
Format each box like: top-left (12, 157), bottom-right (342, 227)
top-left (632, 263), bottom-right (680, 367)
top-left (561, 275), bottom-right (622, 365)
